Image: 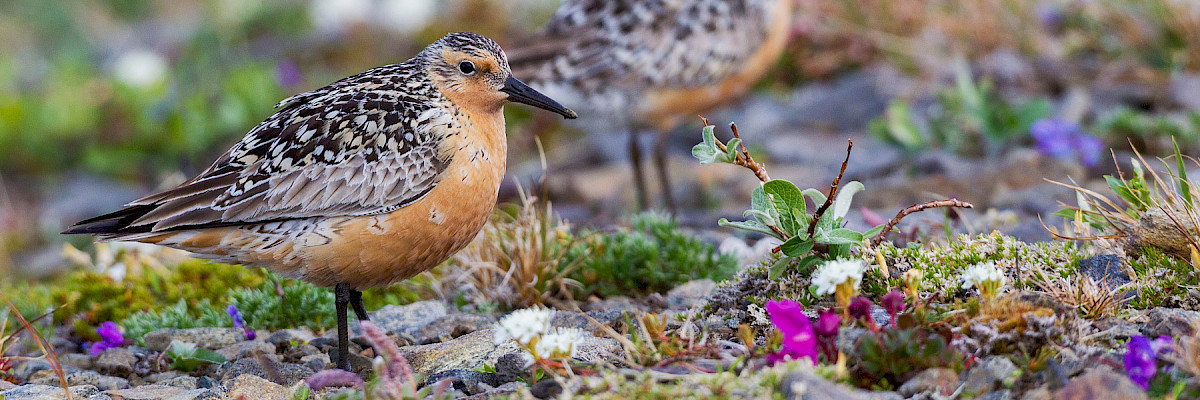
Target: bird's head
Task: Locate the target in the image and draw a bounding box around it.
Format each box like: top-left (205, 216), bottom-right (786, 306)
top-left (424, 32), bottom-right (577, 119)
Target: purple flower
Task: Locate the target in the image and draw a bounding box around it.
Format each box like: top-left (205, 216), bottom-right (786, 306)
top-left (814, 310), bottom-right (840, 338)
top-left (1030, 118), bottom-right (1106, 167)
top-left (765, 300), bottom-right (818, 365)
top-left (1151, 336), bottom-right (1174, 357)
top-left (89, 321), bottom-right (125, 356)
top-left (847, 296), bottom-right (873, 322)
top-left (227, 305), bottom-right (255, 340)
top-left (881, 291), bottom-right (906, 316)
top-left (275, 60), bottom-right (303, 88)
top-left (1124, 335), bottom-right (1157, 390)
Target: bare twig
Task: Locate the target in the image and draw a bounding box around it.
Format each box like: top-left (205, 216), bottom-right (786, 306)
top-left (807, 140), bottom-right (854, 238)
top-left (869, 199), bottom-right (976, 247)
top-left (729, 123), bottom-right (770, 182)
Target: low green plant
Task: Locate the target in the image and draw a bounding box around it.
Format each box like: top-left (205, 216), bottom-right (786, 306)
top-left (565, 213), bottom-right (738, 297)
top-left (165, 340), bottom-right (226, 372)
top-left (120, 299), bottom-right (231, 346)
top-left (870, 63), bottom-right (1051, 158)
top-left (230, 276), bottom-right (337, 331)
top-left (850, 326), bottom-right (963, 390)
top-left (1093, 108), bottom-right (1200, 155)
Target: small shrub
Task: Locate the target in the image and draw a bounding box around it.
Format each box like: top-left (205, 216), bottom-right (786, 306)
top-left (565, 213), bottom-right (738, 298)
top-left (229, 276), bottom-right (337, 331)
top-left (120, 299), bottom-right (231, 346)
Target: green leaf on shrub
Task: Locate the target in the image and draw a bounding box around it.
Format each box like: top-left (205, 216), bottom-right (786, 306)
top-left (167, 341), bottom-right (226, 372)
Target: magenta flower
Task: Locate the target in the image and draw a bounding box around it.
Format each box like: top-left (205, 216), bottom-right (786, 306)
top-left (1124, 335), bottom-right (1156, 390)
top-left (848, 296), bottom-right (873, 321)
top-left (765, 299), bottom-right (818, 365)
top-left (814, 310), bottom-right (840, 338)
top-left (89, 321), bottom-right (125, 356)
top-left (881, 290), bottom-right (906, 326)
top-left (227, 305), bottom-right (255, 340)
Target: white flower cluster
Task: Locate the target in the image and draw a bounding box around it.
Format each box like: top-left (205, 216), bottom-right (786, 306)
top-left (959, 262), bottom-right (1007, 290)
top-left (535, 328), bottom-right (585, 359)
top-left (812, 259), bottom-right (865, 295)
top-left (493, 307), bottom-right (554, 345)
top-left (493, 307), bottom-right (586, 361)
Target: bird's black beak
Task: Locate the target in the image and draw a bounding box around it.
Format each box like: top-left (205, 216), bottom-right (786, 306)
top-left (501, 76), bottom-right (577, 119)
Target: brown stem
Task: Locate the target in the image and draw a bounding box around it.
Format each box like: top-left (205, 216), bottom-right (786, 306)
top-left (869, 199), bottom-right (976, 247)
top-left (807, 140), bottom-right (854, 238)
top-left (729, 123), bottom-right (770, 182)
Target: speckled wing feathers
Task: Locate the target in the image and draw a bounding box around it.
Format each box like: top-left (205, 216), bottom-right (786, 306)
top-left (511, 0), bottom-right (775, 92)
top-left (125, 62), bottom-right (457, 231)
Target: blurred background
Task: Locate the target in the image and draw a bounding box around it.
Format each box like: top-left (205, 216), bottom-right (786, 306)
top-left (2, 0), bottom-right (1199, 280)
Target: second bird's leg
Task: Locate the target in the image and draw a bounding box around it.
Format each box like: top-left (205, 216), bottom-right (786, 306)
top-left (629, 128), bottom-right (649, 210)
top-left (653, 131), bottom-right (677, 214)
top-left (350, 289), bottom-right (370, 321)
top-left (334, 283), bottom-right (352, 371)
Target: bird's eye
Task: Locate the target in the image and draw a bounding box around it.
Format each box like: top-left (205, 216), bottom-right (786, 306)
top-left (458, 61), bottom-right (476, 75)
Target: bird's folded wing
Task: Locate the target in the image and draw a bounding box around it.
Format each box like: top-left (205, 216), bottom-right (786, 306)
top-left (92, 67), bottom-right (453, 233)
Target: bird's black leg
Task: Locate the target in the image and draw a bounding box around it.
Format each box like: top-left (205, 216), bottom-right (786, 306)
top-left (653, 131), bottom-right (677, 214)
top-left (334, 283), bottom-right (352, 371)
top-left (629, 128), bottom-right (649, 210)
top-left (350, 289), bottom-right (370, 321)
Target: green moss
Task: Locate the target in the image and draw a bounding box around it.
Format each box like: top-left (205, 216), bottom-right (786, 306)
top-left (120, 299), bottom-right (231, 346)
top-left (1127, 247), bottom-right (1200, 310)
top-left (565, 213), bottom-right (738, 297)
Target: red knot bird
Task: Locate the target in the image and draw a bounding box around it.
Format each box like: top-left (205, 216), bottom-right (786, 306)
top-left (64, 32), bottom-right (577, 371)
top-left (509, 0), bottom-right (794, 211)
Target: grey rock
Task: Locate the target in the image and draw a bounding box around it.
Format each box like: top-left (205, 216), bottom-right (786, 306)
top-left (785, 68), bottom-right (892, 132)
top-left (161, 375), bottom-right (200, 389)
top-left (400, 328), bottom-right (619, 377)
top-left (94, 347), bottom-right (137, 377)
top-left (1170, 72), bottom-right (1200, 111)
top-left (1077, 255), bottom-right (1131, 289)
top-left (665, 279), bottom-right (717, 309)
top-left (106, 384), bottom-right (190, 399)
top-left (977, 390), bottom-right (1013, 400)
top-left (145, 328), bottom-right (245, 352)
top-left (550, 310), bottom-right (629, 335)
top-left (529, 379), bottom-right (563, 399)
top-left (220, 358), bottom-right (314, 386)
top-left (215, 339), bottom-right (276, 360)
top-left (1054, 368), bottom-right (1147, 400)
top-left (585, 296), bottom-right (648, 313)
top-left (414, 313), bottom-right (495, 344)
top-left (462, 381), bottom-right (523, 400)
top-left (197, 376), bottom-right (220, 389)
top-left (58, 353), bottom-right (92, 371)
top-left (897, 368), bottom-right (959, 397)
top-left (265, 328), bottom-right (316, 347)
top-left (0, 381), bottom-right (14, 391)
top-left (1, 384), bottom-right (109, 400)
top-left (327, 348), bottom-right (373, 374)
top-left (12, 358), bottom-right (53, 380)
top-left (163, 388), bottom-right (229, 400)
top-left (426, 369), bottom-right (499, 395)
top-left (362, 301), bottom-right (448, 337)
top-left (494, 352), bottom-right (532, 384)
top-left (224, 374), bottom-right (290, 400)
top-left (29, 370), bottom-right (129, 390)
top-left (143, 371), bottom-right (183, 384)
top-left (1142, 308), bottom-right (1200, 338)
top-left (964, 356), bottom-right (1018, 395)
top-left (780, 371), bottom-right (902, 400)
top-left (300, 353), bottom-right (331, 371)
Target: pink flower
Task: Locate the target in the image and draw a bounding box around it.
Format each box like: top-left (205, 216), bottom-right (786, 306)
top-left (814, 310), bottom-right (840, 338)
top-left (765, 299), bottom-right (818, 365)
top-left (881, 290), bottom-right (906, 326)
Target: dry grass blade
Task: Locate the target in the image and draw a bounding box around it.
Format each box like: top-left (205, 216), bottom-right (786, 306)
top-left (0, 292), bottom-right (67, 397)
top-left (1034, 274), bottom-right (1127, 319)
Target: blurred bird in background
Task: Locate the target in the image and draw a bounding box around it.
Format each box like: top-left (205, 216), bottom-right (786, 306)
top-left (510, 0), bottom-right (796, 212)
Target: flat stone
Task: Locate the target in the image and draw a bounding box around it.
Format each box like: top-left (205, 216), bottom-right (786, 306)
top-left (29, 370), bottom-right (129, 390)
top-left (780, 371), bottom-right (903, 400)
top-left (1, 384), bottom-right (107, 400)
top-left (1054, 369), bottom-right (1147, 400)
top-left (1142, 308), bottom-right (1200, 338)
top-left (300, 353), bottom-right (331, 371)
top-left (400, 328), bottom-right (620, 377)
top-left (164, 388), bottom-right (230, 400)
top-left (265, 328), bottom-right (316, 347)
top-left (413, 313), bottom-right (494, 344)
top-left (215, 339), bottom-right (276, 360)
top-left (965, 356), bottom-right (1018, 395)
top-left (106, 384), bottom-right (188, 399)
top-left (665, 279), bottom-right (717, 309)
top-left (0, 381), bottom-right (14, 391)
top-left (898, 368), bottom-right (960, 397)
top-left (12, 359), bottom-right (53, 381)
top-left (144, 328), bottom-right (245, 352)
top-left (160, 375), bottom-right (200, 389)
top-left (426, 369), bottom-right (499, 395)
top-left (143, 371), bottom-right (183, 384)
top-left (220, 358), bottom-right (314, 386)
top-left (225, 374), bottom-right (289, 400)
top-left (362, 301), bottom-right (448, 337)
top-left (58, 353), bottom-right (93, 371)
top-left (94, 347), bottom-right (137, 378)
